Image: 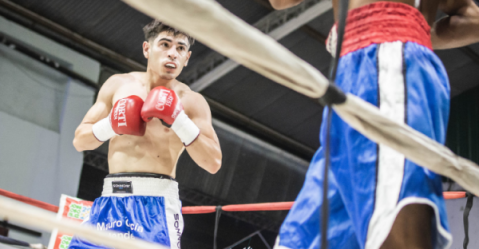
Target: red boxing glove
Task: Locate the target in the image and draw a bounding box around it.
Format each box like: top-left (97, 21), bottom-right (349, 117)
top-left (141, 86), bottom-right (200, 146)
top-left (92, 95), bottom-right (146, 142)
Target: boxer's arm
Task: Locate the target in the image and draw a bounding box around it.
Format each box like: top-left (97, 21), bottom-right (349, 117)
top-left (182, 92), bottom-right (222, 174)
top-left (432, 0), bottom-right (479, 49)
top-left (72, 76), bottom-right (117, 151)
top-left (269, 0), bottom-right (303, 10)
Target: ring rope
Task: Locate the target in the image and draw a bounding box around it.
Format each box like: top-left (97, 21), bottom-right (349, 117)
top-left (0, 196), bottom-right (168, 249)
top-left (0, 189), bottom-right (471, 249)
top-left (121, 0), bottom-right (479, 197)
top-left (0, 188), bottom-right (467, 215)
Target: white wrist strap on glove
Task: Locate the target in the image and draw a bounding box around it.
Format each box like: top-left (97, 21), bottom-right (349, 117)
top-left (171, 110), bottom-right (200, 146)
top-left (92, 117), bottom-right (117, 142)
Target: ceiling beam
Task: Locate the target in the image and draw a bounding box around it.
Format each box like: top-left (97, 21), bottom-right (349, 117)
top-left (1, 0), bottom-right (317, 159)
top-left (0, 0), bottom-right (146, 73)
top-left (252, 0), bottom-right (328, 44)
top-left (182, 0), bottom-right (332, 92)
top-left (299, 25), bottom-right (327, 44)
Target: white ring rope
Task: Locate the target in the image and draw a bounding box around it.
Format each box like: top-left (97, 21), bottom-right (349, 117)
top-left (122, 0), bottom-right (479, 195)
top-left (126, 0), bottom-right (329, 99)
top-left (0, 196), bottom-right (168, 249)
top-left (1, 1), bottom-right (477, 247)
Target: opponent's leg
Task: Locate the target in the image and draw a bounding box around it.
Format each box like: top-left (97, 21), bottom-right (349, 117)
top-left (380, 204), bottom-right (433, 249)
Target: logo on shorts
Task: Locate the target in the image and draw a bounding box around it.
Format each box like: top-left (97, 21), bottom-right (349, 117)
top-left (112, 181), bottom-right (133, 194)
top-left (155, 89), bottom-right (174, 111)
top-left (174, 213), bottom-right (182, 248)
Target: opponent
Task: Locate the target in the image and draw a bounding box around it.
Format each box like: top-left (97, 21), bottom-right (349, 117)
top-left (270, 0), bottom-right (479, 248)
top-left (68, 20), bottom-right (222, 248)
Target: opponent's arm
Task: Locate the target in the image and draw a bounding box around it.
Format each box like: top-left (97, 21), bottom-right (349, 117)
top-left (269, 0), bottom-right (303, 10)
top-left (73, 76), bottom-right (116, 152)
top-left (182, 92), bottom-right (222, 174)
top-left (432, 0), bottom-right (479, 49)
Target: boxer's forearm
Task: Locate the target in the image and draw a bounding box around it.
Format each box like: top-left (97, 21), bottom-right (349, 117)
top-left (73, 124), bottom-right (103, 152)
top-left (186, 135), bottom-right (222, 174)
top-left (432, 16), bottom-right (479, 49)
top-left (433, 0), bottom-right (479, 49)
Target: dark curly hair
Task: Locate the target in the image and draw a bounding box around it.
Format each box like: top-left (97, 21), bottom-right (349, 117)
top-left (142, 20), bottom-right (195, 47)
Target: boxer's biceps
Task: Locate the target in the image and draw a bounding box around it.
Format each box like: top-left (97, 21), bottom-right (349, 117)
top-left (82, 101), bottom-right (111, 124)
top-left (186, 96), bottom-right (217, 141)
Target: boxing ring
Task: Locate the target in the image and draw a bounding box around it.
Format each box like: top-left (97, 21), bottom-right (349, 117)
top-left (0, 189), bottom-right (471, 248)
top-left (0, 0), bottom-right (478, 248)
top-left (118, 0), bottom-right (479, 197)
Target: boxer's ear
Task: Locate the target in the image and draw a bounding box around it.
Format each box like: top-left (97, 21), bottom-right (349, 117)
top-left (185, 51), bottom-right (192, 67)
top-left (143, 41), bottom-right (150, 59)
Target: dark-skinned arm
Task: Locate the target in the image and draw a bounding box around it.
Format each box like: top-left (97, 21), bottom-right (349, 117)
top-left (432, 0), bottom-right (479, 49)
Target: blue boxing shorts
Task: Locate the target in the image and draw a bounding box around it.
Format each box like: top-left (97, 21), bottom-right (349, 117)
top-left (69, 173), bottom-right (183, 249)
top-left (274, 2), bottom-right (452, 249)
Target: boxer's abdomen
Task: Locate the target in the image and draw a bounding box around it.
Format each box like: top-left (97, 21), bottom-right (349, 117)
top-left (107, 118), bottom-right (184, 177)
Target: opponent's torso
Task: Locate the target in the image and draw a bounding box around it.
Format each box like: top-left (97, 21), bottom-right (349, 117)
top-left (107, 73), bottom-right (187, 178)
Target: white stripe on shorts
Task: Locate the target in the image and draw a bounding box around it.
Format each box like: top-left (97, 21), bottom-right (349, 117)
top-left (366, 41), bottom-right (406, 249)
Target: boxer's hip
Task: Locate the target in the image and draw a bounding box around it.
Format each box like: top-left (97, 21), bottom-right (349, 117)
top-left (101, 172), bottom-right (179, 198)
top-left (69, 173), bottom-right (183, 249)
top-left (330, 1), bottom-right (432, 57)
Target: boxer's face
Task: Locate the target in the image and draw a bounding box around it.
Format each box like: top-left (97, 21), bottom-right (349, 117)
top-left (143, 31), bottom-right (192, 80)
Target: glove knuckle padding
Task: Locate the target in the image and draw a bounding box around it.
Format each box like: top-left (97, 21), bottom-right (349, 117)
top-left (141, 86), bottom-right (200, 146)
top-left (141, 86), bottom-right (183, 127)
top-left (111, 95), bottom-right (146, 136)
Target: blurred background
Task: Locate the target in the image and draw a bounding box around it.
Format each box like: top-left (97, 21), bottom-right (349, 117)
top-left (0, 0), bottom-right (478, 248)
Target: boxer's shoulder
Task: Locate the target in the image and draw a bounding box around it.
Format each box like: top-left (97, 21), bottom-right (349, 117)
top-left (104, 72), bottom-right (149, 102)
top-left (101, 73), bottom-right (139, 92)
top-left (173, 81), bottom-right (209, 118)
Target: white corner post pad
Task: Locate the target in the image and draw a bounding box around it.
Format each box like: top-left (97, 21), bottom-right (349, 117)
top-left (326, 24), bottom-right (338, 58)
top-left (92, 117), bottom-right (117, 142)
top-left (171, 110), bottom-right (200, 146)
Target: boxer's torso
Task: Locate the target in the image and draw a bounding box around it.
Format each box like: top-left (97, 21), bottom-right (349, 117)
top-left (107, 72), bottom-right (190, 178)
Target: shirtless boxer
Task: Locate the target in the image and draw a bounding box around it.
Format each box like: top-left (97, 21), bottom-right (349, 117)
top-left (270, 0), bottom-right (479, 248)
top-left (68, 20), bottom-right (222, 248)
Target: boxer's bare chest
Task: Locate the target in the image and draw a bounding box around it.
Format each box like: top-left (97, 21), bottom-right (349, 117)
top-left (107, 79), bottom-right (186, 175)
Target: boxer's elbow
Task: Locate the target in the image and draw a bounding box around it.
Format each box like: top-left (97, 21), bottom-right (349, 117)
top-left (72, 137), bottom-right (86, 152)
top-left (205, 157), bottom-right (222, 174)
top-left (73, 130), bottom-right (96, 152)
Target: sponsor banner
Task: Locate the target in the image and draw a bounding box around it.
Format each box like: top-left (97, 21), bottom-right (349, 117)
top-left (47, 195), bottom-right (93, 249)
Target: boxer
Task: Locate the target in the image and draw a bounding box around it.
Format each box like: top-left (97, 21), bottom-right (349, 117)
top-left (270, 0), bottom-right (479, 248)
top-left (68, 20), bottom-right (222, 249)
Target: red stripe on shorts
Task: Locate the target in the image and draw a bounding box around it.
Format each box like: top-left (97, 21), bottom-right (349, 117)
top-left (340, 1), bottom-right (432, 57)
